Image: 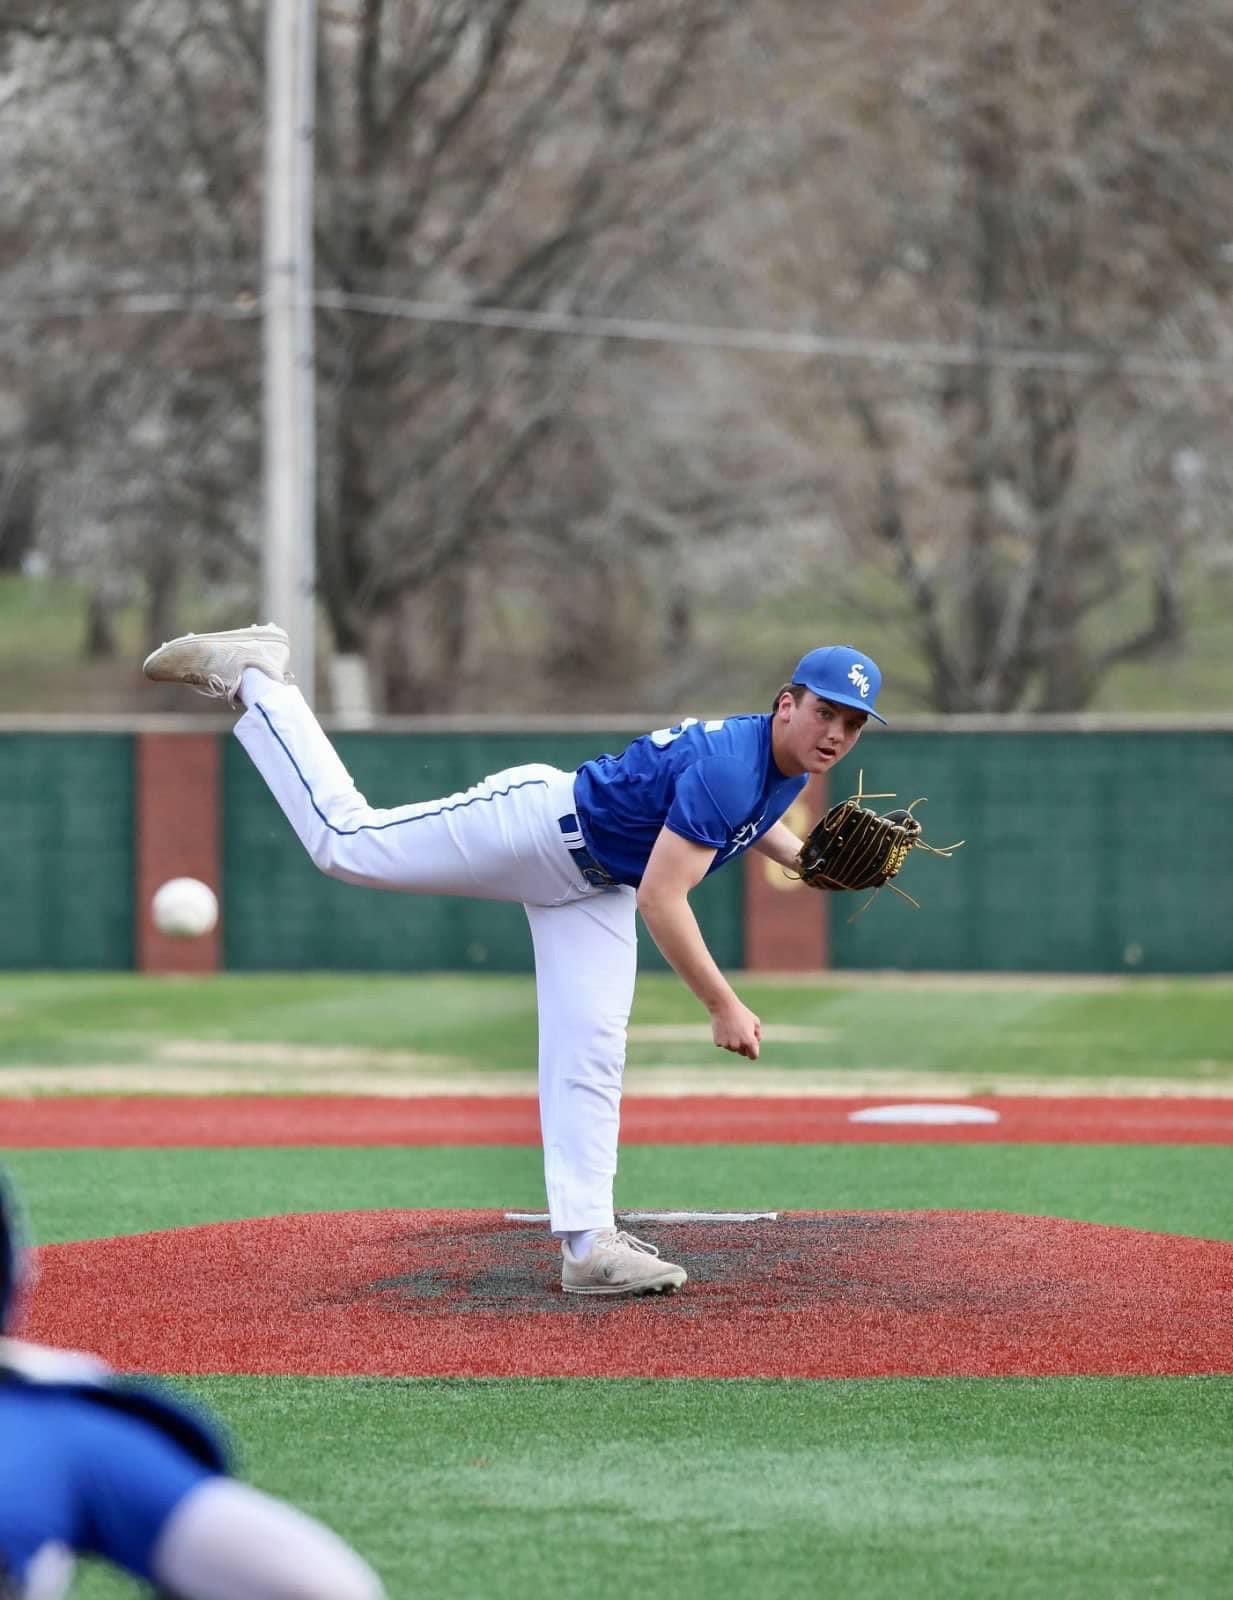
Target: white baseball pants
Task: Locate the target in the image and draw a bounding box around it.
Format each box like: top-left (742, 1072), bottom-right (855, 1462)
top-left (233, 679), bottom-right (637, 1232)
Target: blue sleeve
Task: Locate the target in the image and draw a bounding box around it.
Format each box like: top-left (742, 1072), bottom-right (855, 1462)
top-left (68, 1404), bottom-right (218, 1580)
top-left (666, 758), bottom-right (757, 850)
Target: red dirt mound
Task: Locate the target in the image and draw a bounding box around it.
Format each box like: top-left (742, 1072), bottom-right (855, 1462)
top-left (24, 1210), bottom-right (1233, 1379)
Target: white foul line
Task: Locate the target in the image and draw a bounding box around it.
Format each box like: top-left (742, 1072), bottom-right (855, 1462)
top-left (503, 1211), bottom-right (780, 1224)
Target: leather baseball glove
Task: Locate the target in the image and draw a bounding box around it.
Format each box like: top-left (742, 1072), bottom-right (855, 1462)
top-left (791, 773), bottom-right (962, 908)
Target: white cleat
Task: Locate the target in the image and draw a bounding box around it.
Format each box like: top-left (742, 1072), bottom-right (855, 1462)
top-left (142, 624), bottom-right (293, 707)
top-left (561, 1229), bottom-right (688, 1297)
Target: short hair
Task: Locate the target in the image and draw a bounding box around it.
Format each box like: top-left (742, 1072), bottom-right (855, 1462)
top-left (771, 682), bottom-right (807, 713)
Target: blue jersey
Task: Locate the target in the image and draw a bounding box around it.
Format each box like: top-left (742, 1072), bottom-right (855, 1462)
top-left (0, 1359), bottom-right (226, 1597)
top-left (573, 714), bottom-right (807, 886)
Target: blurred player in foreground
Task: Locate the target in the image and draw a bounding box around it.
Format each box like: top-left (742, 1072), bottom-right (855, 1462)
top-left (144, 624), bottom-right (883, 1297)
top-left (0, 1174), bottom-right (385, 1600)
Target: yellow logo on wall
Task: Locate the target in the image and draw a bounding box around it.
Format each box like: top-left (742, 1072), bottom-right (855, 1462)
top-left (765, 797), bottom-right (816, 891)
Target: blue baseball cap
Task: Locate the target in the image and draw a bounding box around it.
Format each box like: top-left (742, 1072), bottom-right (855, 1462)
top-left (791, 645), bottom-right (886, 724)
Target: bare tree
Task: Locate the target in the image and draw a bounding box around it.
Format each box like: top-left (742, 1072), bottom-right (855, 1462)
top-left (4, 1), bottom-right (773, 709)
top-left (707, 0), bottom-right (1233, 711)
top-left (308, 0), bottom-right (745, 707)
top-left (1, 2), bottom-right (265, 672)
top-left (861, 3), bottom-right (1232, 710)
top-left (7, 0), bottom-right (1230, 713)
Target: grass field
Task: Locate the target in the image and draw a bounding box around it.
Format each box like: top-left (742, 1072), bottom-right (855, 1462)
top-left (4, 970), bottom-right (1233, 1598)
top-left (4, 567), bottom-right (1233, 716)
top-left (4, 971), bottom-right (1232, 1090)
top-left (70, 1377), bottom-right (1233, 1600)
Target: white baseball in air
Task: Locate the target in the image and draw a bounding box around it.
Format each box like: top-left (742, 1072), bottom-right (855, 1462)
top-left (151, 877), bottom-right (219, 939)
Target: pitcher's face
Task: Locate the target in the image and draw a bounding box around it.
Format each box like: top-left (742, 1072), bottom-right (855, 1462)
top-left (774, 691), bottom-right (866, 777)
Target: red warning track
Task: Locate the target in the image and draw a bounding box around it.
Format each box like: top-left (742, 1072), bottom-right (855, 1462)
top-left (5, 1094), bottom-right (1233, 1146)
top-left (24, 1209), bottom-right (1233, 1379)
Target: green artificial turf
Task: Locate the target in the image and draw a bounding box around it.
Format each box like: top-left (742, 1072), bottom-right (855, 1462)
top-left (69, 1375), bottom-right (1233, 1600)
top-left (7, 1143), bottom-right (1233, 1245)
top-left (6, 970), bottom-right (1232, 1599)
top-left (2, 971), bottom-right (1231, 1081)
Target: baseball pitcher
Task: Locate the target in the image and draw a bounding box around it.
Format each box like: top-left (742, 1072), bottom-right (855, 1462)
top-left (144, 626), bottom-right (906, 1296)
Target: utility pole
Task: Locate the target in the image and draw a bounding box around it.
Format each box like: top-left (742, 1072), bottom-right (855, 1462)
top-left (262, 0), bottom-right (317, 703)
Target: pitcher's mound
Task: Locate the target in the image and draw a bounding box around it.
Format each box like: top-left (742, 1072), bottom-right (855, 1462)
top-left (25, 1209), bottom-right (1233, 1378)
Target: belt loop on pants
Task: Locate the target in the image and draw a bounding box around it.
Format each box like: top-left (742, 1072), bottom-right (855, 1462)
top-left (558, 813), bottom-right (616, 888)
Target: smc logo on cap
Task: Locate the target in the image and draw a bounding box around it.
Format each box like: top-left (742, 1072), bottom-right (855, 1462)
top-left (791, 645), bottom-right (887, 724)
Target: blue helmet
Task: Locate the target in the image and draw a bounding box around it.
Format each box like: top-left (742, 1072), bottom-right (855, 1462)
top-left (1, 1170), bottom-right (27, 1332)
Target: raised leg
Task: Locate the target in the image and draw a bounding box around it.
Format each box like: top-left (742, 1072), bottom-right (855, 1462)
top-left (233, 679), bottom-right (577, 904)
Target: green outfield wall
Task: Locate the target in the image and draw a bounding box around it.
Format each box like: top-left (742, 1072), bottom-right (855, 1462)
top-left (220, 728), bottom-right (741, 975)
top-left (2, 721), bottom-right (1230, 974)
top-left (830, 728), bottom-right (1233, 974)
top-left (0, 732), bottom-right (135, 969)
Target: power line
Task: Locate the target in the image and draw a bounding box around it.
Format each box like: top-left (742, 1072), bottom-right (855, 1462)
top-left (3, 284), bottom-right (1232, 383)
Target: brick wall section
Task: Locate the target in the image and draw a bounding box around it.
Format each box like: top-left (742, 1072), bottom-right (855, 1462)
top-left (135, 733), bottom-right (221, 973)
top-left (743, 773), bottom-right (828, 971)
